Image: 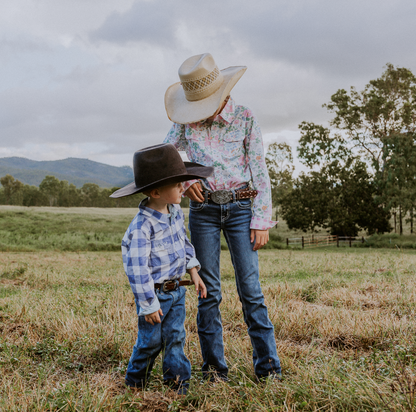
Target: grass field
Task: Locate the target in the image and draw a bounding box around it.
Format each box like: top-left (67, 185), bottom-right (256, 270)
top-left (2, 246), bottom-right (416, 411)
top-left (0, 206), bottom-right (289, 252)
top-left (2, 205), bottom-right (416, 253)
top-left (2, 206), bottom-right (416, 410)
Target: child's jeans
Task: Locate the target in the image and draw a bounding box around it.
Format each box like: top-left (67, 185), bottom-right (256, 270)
top-left (189, 198), bottom-right (281, 379)
top-left (125, 286), bottom-right (191, 389)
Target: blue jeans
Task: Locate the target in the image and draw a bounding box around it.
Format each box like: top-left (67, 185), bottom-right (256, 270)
top-left (125, 286), bottom-right (191, 388)
top-left (189, 198), bottom-right (281, 379)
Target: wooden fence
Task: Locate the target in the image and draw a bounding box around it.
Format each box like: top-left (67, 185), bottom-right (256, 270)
top-left (286, 235), bottom-right (365, 248)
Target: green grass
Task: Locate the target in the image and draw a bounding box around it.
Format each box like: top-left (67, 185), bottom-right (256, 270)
top-left (2, 248), bottom-right (416, 410)
top-left (3, 205), bottom-right (416, 252)
top-left (0, 206), bottom-right (138, 252)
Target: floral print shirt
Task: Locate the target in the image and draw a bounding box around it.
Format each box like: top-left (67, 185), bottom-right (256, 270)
top-left (164, 97), bottom-right (277, 230)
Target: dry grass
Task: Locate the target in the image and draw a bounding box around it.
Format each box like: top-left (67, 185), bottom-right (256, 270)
top-left (2, 248), bottom-right (416, 410)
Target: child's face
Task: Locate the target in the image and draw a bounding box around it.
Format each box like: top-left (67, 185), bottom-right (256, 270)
top-left (158, 182), bottom-right (184, 204)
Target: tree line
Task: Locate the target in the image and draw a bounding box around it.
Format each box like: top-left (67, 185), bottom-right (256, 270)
top-left (0, 175), bottom-right (145, 208)
top-left (2, 63), bottom-right (414, 235)
top-left (266, 63), bottom-right (416, 236)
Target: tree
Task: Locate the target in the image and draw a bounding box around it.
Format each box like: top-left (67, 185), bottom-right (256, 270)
top-left (56, 180), bottom-right (82, 207)
top-left (297, 64), bottom-right (416, 234)
top-left (265, 142), bottom-right (294, 220)
top-left (280, 171), bottom-right (331, 233)
top-left (22, 185), bottom-right (47, 206)
top-left (67, 183), bottom-right (82, 207)
top-left (280, 162), bottom-right (391, 236)
top-left (375, 133), bottom-right (416, 234)
top-left (39, 175), bottom-right (61, 206)
top-left (0, 174), bottom-right (23, 205)
top-left (81, 183), bottom-right (100, 207)
top-left (324, 63), bottom-right (416, 171)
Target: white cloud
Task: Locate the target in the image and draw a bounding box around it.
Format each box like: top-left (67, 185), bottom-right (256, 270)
top-left (0, 0), bottom-right (415, 176)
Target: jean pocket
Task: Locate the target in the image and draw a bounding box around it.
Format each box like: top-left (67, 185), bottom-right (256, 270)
top-left (189, 200), bottom-right (206, 211)
top-left (236, 199), bottom-right (252, 209)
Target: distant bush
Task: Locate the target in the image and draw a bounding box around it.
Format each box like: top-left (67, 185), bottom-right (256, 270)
top-left (0, 174), bottom-right (145, 208)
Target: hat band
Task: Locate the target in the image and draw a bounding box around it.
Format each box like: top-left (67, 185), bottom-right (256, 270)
top-left (181, 67), bottom-right (223, 101)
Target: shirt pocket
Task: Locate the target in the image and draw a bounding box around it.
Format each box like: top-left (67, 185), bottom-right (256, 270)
top-left (149, 237), bottom-right (171, 267)
top-left (222, 130), bottom-right (245, 160)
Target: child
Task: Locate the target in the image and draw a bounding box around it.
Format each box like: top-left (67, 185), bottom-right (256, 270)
top-left (110, 143), bottom-right (213, 394)
top-left (164, 53), bottom-right (281, 381)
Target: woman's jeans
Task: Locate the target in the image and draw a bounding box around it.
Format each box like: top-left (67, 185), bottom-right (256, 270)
top-left (125, 286), bottom-right (191, 388)
top-left (189, 198), bottom-right (281, 379)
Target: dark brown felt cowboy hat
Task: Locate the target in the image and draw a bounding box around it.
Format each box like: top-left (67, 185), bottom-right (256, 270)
top-left (110, 143), bottom-right (213, 198)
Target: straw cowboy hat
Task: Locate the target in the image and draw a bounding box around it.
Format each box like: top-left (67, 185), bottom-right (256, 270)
top-left (165, 53), bottom-right (247, 124)
top-left (110, 143), bottom-right (213, 198)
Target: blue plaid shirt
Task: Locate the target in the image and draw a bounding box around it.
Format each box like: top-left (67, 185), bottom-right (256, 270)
top-left (122, 199), bottom-right (200, 316)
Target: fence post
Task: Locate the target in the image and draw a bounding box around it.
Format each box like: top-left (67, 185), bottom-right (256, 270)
top-left (362, 236), bottom-right (364, 243)
top-left (302, 236), bottom-right (304, 249)
top-left (349, 236), bottom-right (352, 247)
top-left (337, 235), bottom-right (339, 247)
top-left (286, 238), bottom-right (289, 247)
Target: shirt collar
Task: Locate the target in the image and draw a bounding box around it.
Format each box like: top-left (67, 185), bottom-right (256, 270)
top-left (138, 198), bottom-right (178, 223)
top-left (218, 96), bottom-right (236, 124)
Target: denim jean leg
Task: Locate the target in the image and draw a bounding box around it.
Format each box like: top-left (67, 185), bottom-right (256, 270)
top-left (223, 199), bottom-right (281, 377)
top-left (189, 201), bottom-right (228, 378)
top-left (125, 288), bottom-right (191, 387)
top-left (125, 298), bottom-right (166, 387)
top-left (160, 286), bottom-right (191, 384)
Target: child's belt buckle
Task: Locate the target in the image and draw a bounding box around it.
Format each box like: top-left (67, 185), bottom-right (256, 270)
top-left (162, 280), bottom-right (178, 292)
top-left (211, 190), bottom-right (232, 204)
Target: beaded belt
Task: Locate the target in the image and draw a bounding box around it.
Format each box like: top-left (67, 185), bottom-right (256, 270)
top-left (203, 188), bottom-right (258, 205)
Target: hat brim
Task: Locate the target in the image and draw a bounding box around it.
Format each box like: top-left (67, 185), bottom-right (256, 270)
top-left (165, 66), bottom-right (247, 125)
top-left (110, 162), bottom-right (214, 198)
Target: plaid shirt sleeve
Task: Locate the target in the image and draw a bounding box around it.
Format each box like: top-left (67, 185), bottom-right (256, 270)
top-left (122, 220), bottom-right (160, 316)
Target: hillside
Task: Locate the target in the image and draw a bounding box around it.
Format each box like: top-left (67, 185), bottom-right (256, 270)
top-left (0, 157), bottom-right (133, 188)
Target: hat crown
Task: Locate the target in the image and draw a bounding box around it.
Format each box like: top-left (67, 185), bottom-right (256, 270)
top-left (178, 53), bottom-right (224, 102)
top-left (179, 53), bottom-right (215, 80)
top-left (133, 143), bottom-right (187, 189)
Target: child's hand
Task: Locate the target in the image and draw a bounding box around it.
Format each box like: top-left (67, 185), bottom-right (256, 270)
top-left (190, 268), bottom-right (207, 298)
top-left (145, 309), bottom-right (163, 325)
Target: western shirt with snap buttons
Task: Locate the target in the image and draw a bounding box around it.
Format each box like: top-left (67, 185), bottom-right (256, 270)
top-left (164, 97), bottom-right (277, 230)
top-left (122, 199), bottom-right (200, 315)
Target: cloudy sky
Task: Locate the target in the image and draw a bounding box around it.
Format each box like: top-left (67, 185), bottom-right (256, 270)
top-left (1, 0), bottom-right (416, 171)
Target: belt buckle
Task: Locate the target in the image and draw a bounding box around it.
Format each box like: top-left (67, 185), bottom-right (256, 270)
top-left (211, 190), bottom-right (232, 205)
top-left (162, 280), bottom-right (178, 292)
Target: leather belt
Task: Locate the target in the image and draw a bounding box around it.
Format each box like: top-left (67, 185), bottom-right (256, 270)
top-left (204, 189), bottom-right (258, 205)
top-left (154, 279), bottom-right (193, 292)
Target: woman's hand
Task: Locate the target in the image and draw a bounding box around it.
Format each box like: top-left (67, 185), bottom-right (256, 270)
top-left (189, 267), bottom-right (207, 298)
top-left (250, 229), bottom-right (269, 251)
top-left (184, 182), bottom-right (204, 202)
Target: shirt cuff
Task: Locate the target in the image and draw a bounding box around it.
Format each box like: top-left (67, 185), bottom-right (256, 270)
top-left (138, 297), bottom-right (160, 316)
top-left (187, 257), bottom-right (201, 272)
top-left (250, 216), bottom-right (278, 230)
top-left (182, 179), bottom-right (198, 193)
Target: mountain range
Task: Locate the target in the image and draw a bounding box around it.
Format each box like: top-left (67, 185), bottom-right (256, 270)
top-left (0, 157), bottom-right (134, 188)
